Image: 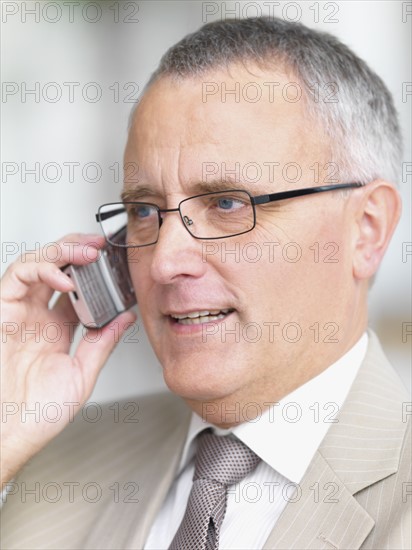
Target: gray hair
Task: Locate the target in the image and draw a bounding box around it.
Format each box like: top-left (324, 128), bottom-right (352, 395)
top-left (139, 16), bottom-right (402, 186)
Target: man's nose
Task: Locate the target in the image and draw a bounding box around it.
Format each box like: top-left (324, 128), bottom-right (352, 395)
top-left (149, 210), bottom-right (207, 285)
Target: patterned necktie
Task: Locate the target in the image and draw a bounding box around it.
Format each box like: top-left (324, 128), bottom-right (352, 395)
top-left (169, 429), bottom-right (261, 550)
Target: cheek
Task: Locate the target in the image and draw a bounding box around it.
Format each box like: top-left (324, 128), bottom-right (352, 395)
top-left (246, 214), bottom-right (350, 299)
top-left (127, 252), bottom-right (153, 304)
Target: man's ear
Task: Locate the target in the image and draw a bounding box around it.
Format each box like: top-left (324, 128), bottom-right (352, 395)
top-left (352, 180), bottom-right (401, 280)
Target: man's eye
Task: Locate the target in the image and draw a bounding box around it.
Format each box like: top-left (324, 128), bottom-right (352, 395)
top-left (129, 204), bottom-right (156, 219)
top-left (137, 205), bottom-right (151, 218)
top-left (215, 197), bottom-right (245, 210)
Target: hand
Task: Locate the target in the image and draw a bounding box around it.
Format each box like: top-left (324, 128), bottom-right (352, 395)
top-left (1, 234), bottom-right (137, 484)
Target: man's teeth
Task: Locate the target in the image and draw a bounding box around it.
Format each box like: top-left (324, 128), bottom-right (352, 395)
top-left (171, 309), bottom-right (232, 325)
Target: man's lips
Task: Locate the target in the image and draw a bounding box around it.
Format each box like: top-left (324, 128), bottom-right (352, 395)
top-left (167, 308), bottom-right (235, 325)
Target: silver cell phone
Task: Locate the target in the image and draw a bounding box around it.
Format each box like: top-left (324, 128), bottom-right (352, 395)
top-left (62, 227), bottom-right (136, 329)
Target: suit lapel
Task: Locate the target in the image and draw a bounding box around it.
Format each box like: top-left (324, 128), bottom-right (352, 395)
top-left (263, 331), bottom-right (407, 549)
top-left (128, 412), bottom-right (191, 549)
top-left (83, 404), bottom-right (191, 550)
top-left (263, 451), bottom-right (374, 549)
top-left (318, 331), bottom-right (406, 494)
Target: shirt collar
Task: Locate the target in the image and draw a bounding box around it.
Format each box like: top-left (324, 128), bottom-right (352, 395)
top-left (178, 332), bottom-right (368, 483)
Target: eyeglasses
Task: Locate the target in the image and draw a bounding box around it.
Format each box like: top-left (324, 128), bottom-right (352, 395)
top-left (96, 182), bottom-right (363, 248)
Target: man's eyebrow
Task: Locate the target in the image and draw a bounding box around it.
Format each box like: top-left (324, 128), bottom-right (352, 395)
top-left (121, 178), bottom-right (256, 203)
top-left (188, 177), bottom-right (252, 195)
top-left (121, 187), bottom-right (156, 202)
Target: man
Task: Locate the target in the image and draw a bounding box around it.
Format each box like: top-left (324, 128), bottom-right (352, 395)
top-left (1, 16), bottom-right (410, 550)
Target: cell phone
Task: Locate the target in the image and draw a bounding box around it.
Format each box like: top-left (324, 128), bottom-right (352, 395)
top-left (62, 227), bottom-right (136, 329)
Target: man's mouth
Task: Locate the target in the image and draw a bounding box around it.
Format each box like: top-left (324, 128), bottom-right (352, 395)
top-left (170, 309), bottom-right (234, 325)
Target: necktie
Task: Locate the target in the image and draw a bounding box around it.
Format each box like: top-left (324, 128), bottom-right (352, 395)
top-left (169, 429), bottom-right (261, 550)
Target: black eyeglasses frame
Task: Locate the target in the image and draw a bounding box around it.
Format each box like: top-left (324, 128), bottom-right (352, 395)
top-left (95, 182), bottom-right (364, 248)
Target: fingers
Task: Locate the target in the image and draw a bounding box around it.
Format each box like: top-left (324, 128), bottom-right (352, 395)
top-left (73, 311), bottom-right (138, 391)
top-left (53, 233), bottom-right (106, 267)
top-left (1, 263), bottom-right (74, 302)
top-left (24, 233), bottom-right (105, 267)
top-left (1, 234), bottom-right (105, 302)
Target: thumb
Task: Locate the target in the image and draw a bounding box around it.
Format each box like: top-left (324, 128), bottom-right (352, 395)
top-left (74, 310), bottom-right (138, 391)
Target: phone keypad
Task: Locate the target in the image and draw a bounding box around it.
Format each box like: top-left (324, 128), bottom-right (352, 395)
top-left (75, 262), bottom-right (118, 326)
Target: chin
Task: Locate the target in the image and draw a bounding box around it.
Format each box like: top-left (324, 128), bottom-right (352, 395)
top-left (161, 359), bottom-right (238, 402)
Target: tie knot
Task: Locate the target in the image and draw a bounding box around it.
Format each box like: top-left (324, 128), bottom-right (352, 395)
top-left (194, 430), bottom-right (261, 486)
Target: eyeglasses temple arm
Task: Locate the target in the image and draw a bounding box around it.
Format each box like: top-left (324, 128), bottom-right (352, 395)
top-left (95, 207), bottom-right (125, 222)
top-left (252, 183), bottom-right (364, 205)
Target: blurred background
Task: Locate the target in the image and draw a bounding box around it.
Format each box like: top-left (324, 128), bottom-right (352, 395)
top-left (2, 1), bottom-right (411, 401)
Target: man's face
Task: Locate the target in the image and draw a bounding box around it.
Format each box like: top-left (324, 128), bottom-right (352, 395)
top-left (124, 65), bottom-right (363, 420)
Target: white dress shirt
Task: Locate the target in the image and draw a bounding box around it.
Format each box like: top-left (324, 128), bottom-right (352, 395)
top-left (145, 333), bottom-right (368, 550)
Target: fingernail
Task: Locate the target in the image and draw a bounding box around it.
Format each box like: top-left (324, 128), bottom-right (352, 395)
top-left (58, 270), bottom-right (74, 286)
top-left (84, 233), bottom-right (104, 239)
top-left (87, 247), bottom-right (101, 261)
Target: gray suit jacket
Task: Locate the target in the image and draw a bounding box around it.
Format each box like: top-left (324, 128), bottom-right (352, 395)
top-left (1, 330), bottom-right (411, 549)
